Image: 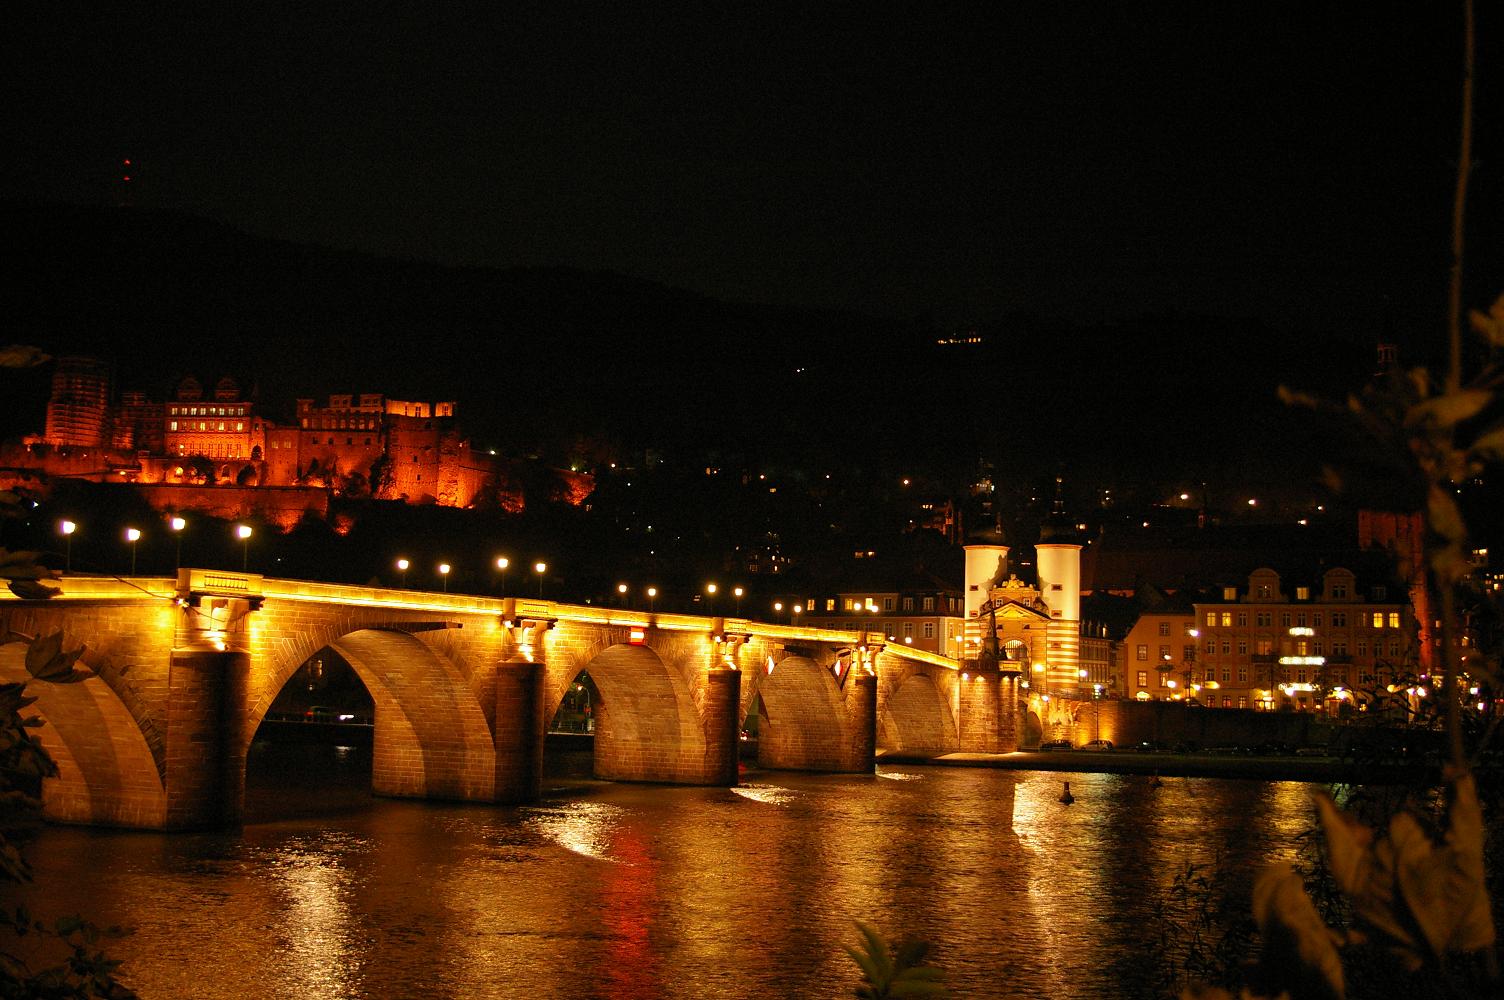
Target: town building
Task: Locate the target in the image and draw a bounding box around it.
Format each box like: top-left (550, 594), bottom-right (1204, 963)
top-left (1191, 565), bottom-right (1412, 713)
top-left (802, 574), bottom-right (964, 655)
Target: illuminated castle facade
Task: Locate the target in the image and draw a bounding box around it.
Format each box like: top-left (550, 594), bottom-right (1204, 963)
top-left (13, 364), bottom-right (591, 516)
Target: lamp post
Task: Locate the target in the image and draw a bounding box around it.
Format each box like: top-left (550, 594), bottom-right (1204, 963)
top-left (58, 520), bottom-right (75, 573)
top-left (792, 604), bottom-right (802, 629)
top-left (647, 586), bottom-right (657, 614)
top-left (706, 582), bottom-right (718, 613)
top-left (396, 557), bottom-right (409, 587)
top-left (125, 527), bottom-right (141, 575)
top-left (534, 561), bottom-right (547, 598)
top-left (617, 582), bottom-right (629, 608)
top-left (235, 524), bottom-right (252, 571)
top-left (169, 515), bottom-right (186, 571)
top-left (496, 556), bottom-right (510, 594)
top-left (774, 601), bottom-right (784, 624)
top-left (438, 562), bottom-right (451, 592)
top-left (733, 586), bottom-right (744, 615)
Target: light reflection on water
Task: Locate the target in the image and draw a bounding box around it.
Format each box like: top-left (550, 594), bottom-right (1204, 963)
top-left (19, 746), bottom-right (1325, 1000)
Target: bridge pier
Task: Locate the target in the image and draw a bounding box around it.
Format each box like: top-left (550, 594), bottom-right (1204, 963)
top-left (701, 667), bottom-right (741, 785)
top-left (493, 659), bottom-right (545, 803)
top-left (842, 671), bottom-right (878, 772)
top-left (956, 664), bottom-right (1006, 754)
top-left (165, 649), bottom-right (249, 830)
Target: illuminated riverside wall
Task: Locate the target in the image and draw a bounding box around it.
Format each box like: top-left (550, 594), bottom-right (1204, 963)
top-left (1036, 696), bottom-right (1336, 749)
top-left (2, 577), bottom-right (984, 830)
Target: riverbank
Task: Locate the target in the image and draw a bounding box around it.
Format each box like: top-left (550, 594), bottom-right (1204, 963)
top-left (876, 747), bottom-right (1441, 784)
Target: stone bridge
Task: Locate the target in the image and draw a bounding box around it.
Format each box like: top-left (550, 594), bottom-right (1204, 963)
top-left (0, 570), bottom-right (1020, 830)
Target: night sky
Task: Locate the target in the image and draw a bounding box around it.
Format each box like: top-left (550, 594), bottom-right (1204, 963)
top-left (9, 2), bottom-right (1500, 339)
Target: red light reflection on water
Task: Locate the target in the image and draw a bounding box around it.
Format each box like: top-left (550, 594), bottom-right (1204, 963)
top-left (600, 827), bottom-right (660, 998)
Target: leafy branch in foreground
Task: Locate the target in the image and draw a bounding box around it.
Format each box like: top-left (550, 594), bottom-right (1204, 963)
top-left (844, 921), bottom-right (947, 998)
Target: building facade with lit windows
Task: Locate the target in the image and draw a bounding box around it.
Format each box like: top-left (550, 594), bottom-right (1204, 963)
top-left (803, 577), bottom-right (964, 654)
top-left (163, 376), bottom-right (261, 461)
top-left (1191, 566), bottom-right (1413, 713)
top-left (1119, 607), bottom-right (1198, 702)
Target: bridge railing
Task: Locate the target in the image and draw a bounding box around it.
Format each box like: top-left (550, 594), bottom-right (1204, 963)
top-left (3, 571), bottom-right (959, 670)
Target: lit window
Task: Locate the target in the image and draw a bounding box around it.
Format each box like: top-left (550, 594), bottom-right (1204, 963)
top-left (1296, 587), bottom-right (1310, 600)
top-left (1136, 670), bottom-right (1148, 688)
top-left (1372, 612), bottom-right (1384, 628)
top-left (1220, 612), bottom-right (1232, 627)
top-left (1387, 612), bottom-right (1399, 629)
top-left (1136, 644), bottom-right (1148, 661)
top-left (1205, 612), bottom-right (1216, 627)
top-left (1223, 587), bottom-right (1237, 600)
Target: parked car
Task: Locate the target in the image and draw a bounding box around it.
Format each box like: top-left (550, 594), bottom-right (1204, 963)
top-left (1081, 739), bottom-right (1114, 751)
top-left (1039, 739), bottom-right (1073, 751)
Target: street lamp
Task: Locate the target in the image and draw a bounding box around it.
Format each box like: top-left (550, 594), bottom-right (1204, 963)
top-left (235, 524), bottom-right (252, 571)
top-left (792, 604), bottom-right (802, 628)
top-left (534, 561), bottom-right (547, 598)
top-left (647, 586), bottom-right (657, 613)
top-left (617, 582), bottom-right (628, 608)
top-left (58, 520), bottom-right (75, 573)
top-left (733, 586), bottom-right (744, 615)
top-left (706, 582), bottom-right (718, 612)
top-left (169, 515), bottom-right (186, 571)
top-left (438, 562), bottom-right (451, 591)
top-left (396, 557), bottom-right (410, 587)
top-left (125, 527), bottom-right (141, 575)
top-left (774, 601), bottom-right (784, 623)
top-left (496, 556), bottom-right (510, 594)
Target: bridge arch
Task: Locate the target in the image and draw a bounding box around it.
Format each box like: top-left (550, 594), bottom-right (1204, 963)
top-left (248, 628), bottom-right (495, 801)
top-left (564, 641), bottom-right (729, 784)
top-left (0, 641), bottom-right (167, 828)
top-left (879, 673), bottom-right (957, 754)
top-left (747, 655), bottom-right (853, 771)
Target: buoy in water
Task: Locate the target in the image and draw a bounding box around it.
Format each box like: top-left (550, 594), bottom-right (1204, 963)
top-left (1059, 781), bottom-right (1075, 805)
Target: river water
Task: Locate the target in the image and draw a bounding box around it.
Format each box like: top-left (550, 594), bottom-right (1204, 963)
top-left (20, 743), bottom-right (1320, 999)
